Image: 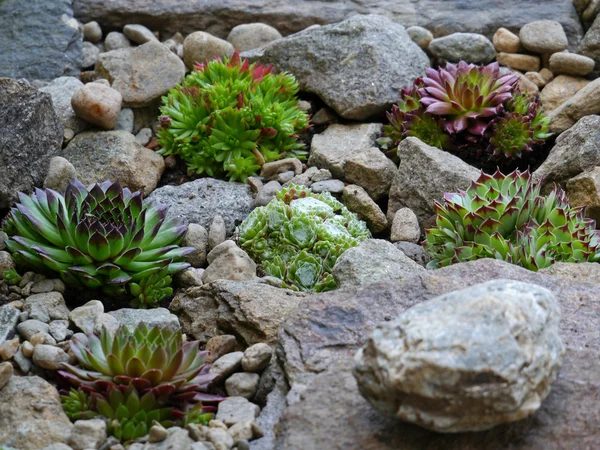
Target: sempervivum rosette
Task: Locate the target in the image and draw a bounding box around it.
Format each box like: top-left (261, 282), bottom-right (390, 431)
top-left (379, 61), bottom-right (552, 163)
top-left (2, 180), bottom-right (194, 307)
top-left (424, 169), bottom-right (600, 270)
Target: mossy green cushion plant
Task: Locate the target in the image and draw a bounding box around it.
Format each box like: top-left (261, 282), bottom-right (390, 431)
top-left (157, 51), bottom-right (310, 182)
top-left (1, 180), bottom-right (194, 308)
top-left (379, 62), bottom-right (551, 161)
top-left (238, 185), bottom-right (370, 292)
top-left (424, 169), bottom-right (600, 270)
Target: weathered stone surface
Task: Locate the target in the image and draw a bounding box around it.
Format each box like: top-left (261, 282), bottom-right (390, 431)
top-left (255, 15), bottom-right (429, 120)
top-left (96, 41), bottom-right (186, 107)
top-left (68, 419), bottom-right (107, 450)
top-left (429, 33), bottom-right (495, 64)
top-left (406, 26), bottom-right (433, 50)
top-left (170, 281), bottom-right (304, 345)
top-left (274, 258), bottom-right (600, 449)
top-left (184, 223), bottom-right (209, 268)
top-left (183, 32), bottom-right (235, 69)
top-left (227, 23), bottom-right (282, 52)
top-left (62, 130), bottom-right (165, 196)
top-left (344, 147), bottom-right (396, 201)
top-left (520, 20), bottom-right (569, 54)
top-left (242, 343), bottom-right (273, 373)
top-left (342, 185), bottom-right (388, 234)
top-left (390, 208), bottom-right (421, 243)
top-left (496, 52), bottom-right (541, 72)
top-left (579, 12), bottom-right (600, 65)
top-left (0, 79), bottom-right (62, 209)
top-left (202, 241), bottom-right (257, 284)
top-left (333, 239), bottom-right (424, 288)
top-left (73, 0), bottom-right (583, 49)
top-left (71, 83), bottom-right (123, 130)
top-left (24, 292), bottom-right (70, 321)
top-left (40, 77), bottom-right (87, 140)
top-left (108, 308), bottom-right (180, 332)
top-left (547, 76), bottom-right (600, 134)
top-left (216, 397), bottom-right (260, 426)
top-left (493, 27), bottom-right (521, 53)
top-left (534, 115), bottom-right (600, 190)
top-left (308, 123), bottom-right (382, 179)
top-left (33, 344), bottom-right (70, 370)
top-left (387, 137), bottom-right (480, 223)
top-left (0, 0), bottom-right (81, 80)
top-left (566, 167), bottom-right (600, 221)
top-left (0, 376), bottom-right (73, 449)
top-left (540, 75), bottom-right (590, 112)
top-left (548, 52), bottom-right (595, 76)
top-left (147, 178), bottom-right (254, 234)
top-left (0, 305), bottom-right (19, 345)
top-left (354, 280), bottom-right (564, 432)
top-left (123, 24), bottom-right (158, 44)
top-left (226, 372), bottom-right (260, 399)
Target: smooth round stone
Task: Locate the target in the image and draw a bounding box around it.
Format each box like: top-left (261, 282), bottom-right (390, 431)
top-left (227, 23), bottom-right (282, 52)
top-left (183, 31), bottom-right (234, 69)
top-left (519, 20), bottom-right (568, 54)
top-left (71, 83), bottom-right (122, 129)
top-left (549, 52), bottom-right (595, 76)
top-left (82, 21), bottom-right (102, 43)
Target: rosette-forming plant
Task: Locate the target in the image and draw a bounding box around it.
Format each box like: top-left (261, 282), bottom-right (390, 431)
top-left (1, 180), bottom-right (194, 308)
top-left (238, 185), bottom-right (370, 292)
top-left (157, 50), bottom-right (310, 182)
top-left (424, 169), bottom-right (600, 270)
top-left (58, 323), bottom-right (221, 442)
top-left (379, 61), bottom-right (551, 161)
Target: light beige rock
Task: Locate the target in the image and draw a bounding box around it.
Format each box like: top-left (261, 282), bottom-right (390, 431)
top-left (524, 71), bottom-right (548, 88)
top-left (548, 77), bottom-right (600, 133)
top-left (0, 376), bottom-right (73, 449)
top-left (353, 280), bottom-right (564, 432)
top-left (0, 337), bottom-right (19, 360)
top-left (342, 185), bottom-right (388, 234)
top-left (493, 27), bottom-right (521, 53)
top-left (390, 208), bottom-right (421, 243)
top-left (71, 83), bottom-right (122, 130)
top-left (540, 75), bottom-right (590, 112)
top-left (0, 361), bottom-right (12, 390)
top-left (548, 52), bottom-right (595, 76)
top-left (202, 241), bottom-right (256, 284)
top-left (519, 20), bottom-right (568, 54)
top-left (406, 26), bottom-right (433, 50)
top-left (497, 52), bottom-right (540, 72)
top-left (566, 167), bottom-right (600, 221)
top-left (539, 68), bottom-right (554, 83)
top-left (184, 31), bottom-right (234, 69)
top-left (517, 72), bottom-right (540, 95)
top-left (344, 147), bottom-right (397, 201)
top-left (227, 23), bottom-right (282, 52)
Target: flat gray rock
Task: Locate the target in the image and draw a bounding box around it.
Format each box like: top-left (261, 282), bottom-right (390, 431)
top-left (0, 0), bottom-right (81, 80)
top-left (147, 178), bottom-right (254, 234)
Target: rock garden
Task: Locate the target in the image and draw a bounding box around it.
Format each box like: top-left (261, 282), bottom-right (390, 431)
top-left (0, 0), bottom-right (599, 449)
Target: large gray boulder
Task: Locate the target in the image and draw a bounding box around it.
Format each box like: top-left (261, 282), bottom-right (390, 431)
top-left (354, 279), bottom-right (564, 432)
top-left (272, 259), bottom-right (600, 449)
top-left (0, 0), bottom-right (81, 80)
top-left (387, 137), bottom-right (480, 223)
top-left (0, 79), bottom-right (63, 209)
top-left (147, 178), bottom-right (254, 234)
top-left (252, 15), bottom-right (429, 120)
top-left (73, 0), bottom-right (582, 48)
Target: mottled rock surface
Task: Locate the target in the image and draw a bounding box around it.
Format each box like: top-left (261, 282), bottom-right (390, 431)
top-left (0, 79), bottom-right (62, 209)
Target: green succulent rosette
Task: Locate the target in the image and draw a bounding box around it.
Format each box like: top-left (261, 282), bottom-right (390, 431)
top-left (1, 180), bottom-right (194, 308)
top-left (424, 169), bottom-right (600, 270)
top-left (158, 51), bottom-right (310, 182)
top-left (238, 184), bottom-right (370, 292)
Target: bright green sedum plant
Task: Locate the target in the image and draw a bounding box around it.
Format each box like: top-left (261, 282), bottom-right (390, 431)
top-left (1, 180), bottom-right (194, 308)
top-left (424, 169), bottom-right (600, 270)
top-left (158, 50), bottom-right (310, 182)
top-left (238, 185), bottom-right (370, 292)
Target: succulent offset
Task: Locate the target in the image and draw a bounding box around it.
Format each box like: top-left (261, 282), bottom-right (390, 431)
top-left (238, 185), bottom-right (370, 292)
top-left (158, 50), bottom-right (310, 182)
top-left (379, 61), bottom-right (551, 161)
top-left (424, 169), bottom-right (600, 270)
top-left (58, 323), bottom-right (223, 442)
top-left (1, 180), bottom-right (194, 308)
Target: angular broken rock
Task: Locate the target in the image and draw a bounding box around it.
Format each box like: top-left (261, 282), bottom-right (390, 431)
top-left (353, 279), bottom-right (565, 433)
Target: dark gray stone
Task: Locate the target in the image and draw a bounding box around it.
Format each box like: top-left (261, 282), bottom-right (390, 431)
top-left (73, 0), bottom-right (582, 49)
top-left (0, 79), bottom-right (63, 209)
top-left (147, 178), bottom-right (254, 234)
top-left (0, 0), bottom-right (82, 80)
top-left (0, 305), bottom-right (19, 345)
